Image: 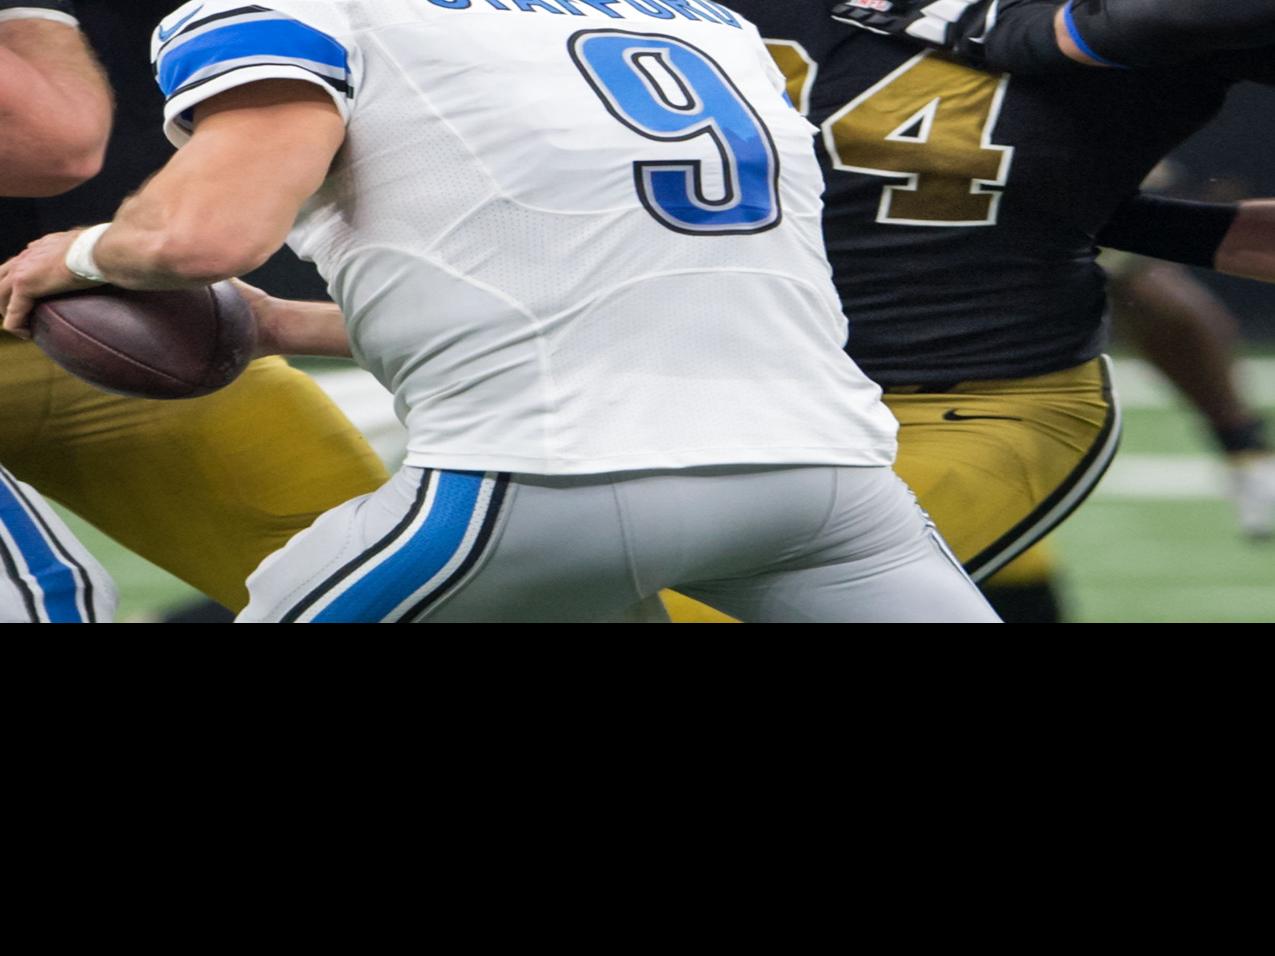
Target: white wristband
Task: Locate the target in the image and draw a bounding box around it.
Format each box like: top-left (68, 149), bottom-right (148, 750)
top-left (64, 223), bottom-right (111, 283)
top-left (0, 10), bottom-right (79, 27)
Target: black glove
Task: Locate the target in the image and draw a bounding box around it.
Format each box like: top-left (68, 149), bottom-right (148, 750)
top-left (832, 0), bottom-right (1072, 73)
top-left (0, 2), bottom-right (76, 20)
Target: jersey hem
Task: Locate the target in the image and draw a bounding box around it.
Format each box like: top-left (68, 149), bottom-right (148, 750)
top-left (401, 443), bottom-right (899, 476)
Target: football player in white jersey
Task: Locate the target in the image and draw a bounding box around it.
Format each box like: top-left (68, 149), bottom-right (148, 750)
top-left (0, 0), bottom-right (117, 623)
top-left (2, 0), bottom-right (998, 622)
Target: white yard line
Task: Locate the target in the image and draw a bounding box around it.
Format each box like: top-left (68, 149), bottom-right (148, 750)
top-left (1094, 455), bottom-right (1230, 500)
top-left (1100, 358), bottom-right (1272, 500)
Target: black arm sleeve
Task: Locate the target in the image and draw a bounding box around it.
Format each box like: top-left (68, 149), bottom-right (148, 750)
top-left (980, 1), bottom-right (1077, 73)
top-left (1066, 0), bottom-right (1275, 68)
top-left (1097, 194), bottom-right (1239, 269)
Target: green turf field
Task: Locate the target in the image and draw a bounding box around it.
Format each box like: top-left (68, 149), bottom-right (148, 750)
top-left (53, 357), bottom-right (1275, 623)
top-left (1049, 356), bottom-right (1275, 623)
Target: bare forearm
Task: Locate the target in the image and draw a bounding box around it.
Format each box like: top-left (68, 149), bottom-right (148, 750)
top-left (89, 182), bottom-right (254, 290)
top-left (1, 80), bottom-right (345, 335)
top-left (0, 19), bottom-right (111, 195)
top-left (89, 82), bottom-right (345, 290)
top-left (255, 297), bottom-right (352, 359)
top-left (1215, 200), bottom-right (1275, 283)
top-left (92, 142), bottom-right (306, 289)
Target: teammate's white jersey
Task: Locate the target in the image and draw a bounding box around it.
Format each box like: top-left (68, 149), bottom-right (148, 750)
top-left (152, 0), bottom-right (898, 474)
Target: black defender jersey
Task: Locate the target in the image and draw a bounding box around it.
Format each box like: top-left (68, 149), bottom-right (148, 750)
top-left (725, 0), bottom-right (1272, 384)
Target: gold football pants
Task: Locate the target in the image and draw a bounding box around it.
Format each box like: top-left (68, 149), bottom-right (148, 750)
top-left (0, 340), bottom-right (388, 611)
top-left (884, 356), bottom-right (1118, 580)
top-left (663, 357), bottom-right (1119, 622)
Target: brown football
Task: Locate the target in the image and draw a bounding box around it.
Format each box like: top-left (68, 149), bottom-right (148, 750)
top-left (31, 282), bottom-right (257, 400)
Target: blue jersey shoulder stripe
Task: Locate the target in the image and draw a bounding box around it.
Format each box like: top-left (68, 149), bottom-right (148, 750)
top-left (158, 18), bottom-right (349, 98)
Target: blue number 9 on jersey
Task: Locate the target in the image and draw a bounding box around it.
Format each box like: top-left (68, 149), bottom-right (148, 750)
top-left (569, 30), bottom-right (782, 236)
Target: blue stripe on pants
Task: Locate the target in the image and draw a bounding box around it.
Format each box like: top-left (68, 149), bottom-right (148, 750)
top-left (312, 471), bottom-right (485, 623)
top-left (0, 475), bottom-right (84, 623)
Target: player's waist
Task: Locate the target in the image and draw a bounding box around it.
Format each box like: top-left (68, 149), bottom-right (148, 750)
top-left (849, 306), bottom-right (1108, 387)
top-left (879, 357), bottom-right (1111, 396)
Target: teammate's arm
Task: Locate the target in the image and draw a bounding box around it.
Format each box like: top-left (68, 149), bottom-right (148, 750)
top-left (0, 3), bottom-right (112, 196)
top-left (0, 80), bottom-right (344, 331)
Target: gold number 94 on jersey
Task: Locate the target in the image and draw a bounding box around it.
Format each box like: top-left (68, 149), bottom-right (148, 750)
top-left (768, 45), bottom-right (1015, 228)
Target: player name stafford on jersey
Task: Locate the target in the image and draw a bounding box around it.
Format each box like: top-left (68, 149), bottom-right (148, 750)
top-left (421, 0), bottom-right (742, 25)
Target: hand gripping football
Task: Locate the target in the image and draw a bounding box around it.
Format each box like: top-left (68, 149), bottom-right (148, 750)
top-left (31, 282), bottom-right (257, 400)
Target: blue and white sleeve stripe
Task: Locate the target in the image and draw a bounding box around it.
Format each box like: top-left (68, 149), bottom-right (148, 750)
top-left (152, 4), bottom-right (355, 144)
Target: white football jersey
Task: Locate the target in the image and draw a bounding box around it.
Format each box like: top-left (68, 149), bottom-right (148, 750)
top-left (152, 0), bottom-right (898, 474)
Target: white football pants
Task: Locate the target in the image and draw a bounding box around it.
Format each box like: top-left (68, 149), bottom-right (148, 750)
top-left (239, 464), bottom-right (999, 624)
